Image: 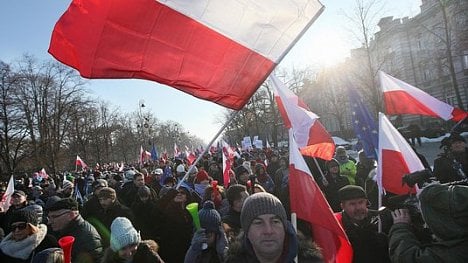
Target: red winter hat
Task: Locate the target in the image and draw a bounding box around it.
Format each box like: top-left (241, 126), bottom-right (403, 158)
top-left (195, 170), bottom-right (210, 184)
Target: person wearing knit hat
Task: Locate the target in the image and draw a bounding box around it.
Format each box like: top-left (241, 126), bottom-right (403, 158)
top-left (226, 192), bottom-right (322, 262)
top-left (184, 201), bottom-right (228, 263)
top-left (94, 187), bottom-right (135, 248)
top-left (322, 158), bottom-right (350, 212)
top-left (334, 146), bottom-right (357, 185)
top-left (0, 209), bottom-right (59, 262)
top-left (194, 170), bottom-right (211, 197)
top-left (46, 197), bottom-right (103, 262)
top-left (59, 180), bottom-right (74, 198)
top-left (107, 217), bottom-right (141, 261)
top-left (335, 185), bottom-right (392, 262)
top-left (389, 184), bottom-right (468, 262)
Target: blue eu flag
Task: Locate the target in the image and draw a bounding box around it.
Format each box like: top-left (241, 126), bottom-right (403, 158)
top-left (151, 144), bottom-right (159, 161)
top-left (348, 88), bottom-right (378, 159)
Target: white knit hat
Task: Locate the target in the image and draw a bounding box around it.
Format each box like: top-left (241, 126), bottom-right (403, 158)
top-left (110, 217), bottom-right (141, 252)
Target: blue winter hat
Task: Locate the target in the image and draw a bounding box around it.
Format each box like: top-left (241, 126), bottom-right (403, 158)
top-left (199, 201), bottom-right (221, 233)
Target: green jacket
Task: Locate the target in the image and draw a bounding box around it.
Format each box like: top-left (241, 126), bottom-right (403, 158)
top-left (389, 184), bottom-right (468, 262)
top-left (389, 223), bottom-right (468, 262)
top-left (339, 160), bottom-right (356, 185)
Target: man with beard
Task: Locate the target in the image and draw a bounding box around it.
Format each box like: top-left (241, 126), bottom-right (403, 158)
top-left (335, 185), bottom-right (391, 263)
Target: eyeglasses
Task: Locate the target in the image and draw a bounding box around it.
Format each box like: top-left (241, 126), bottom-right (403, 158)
top-left (47, 210), bottom-right (70, 220)
top-left (10, 222), bottom-right (27, 231)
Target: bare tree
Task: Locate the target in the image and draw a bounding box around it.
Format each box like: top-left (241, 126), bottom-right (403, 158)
top-left (0, 61), bottom-right (29, 175)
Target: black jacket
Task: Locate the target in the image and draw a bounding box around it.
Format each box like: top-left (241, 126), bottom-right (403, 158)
top-left (59, 215), bottom-right (103, 263)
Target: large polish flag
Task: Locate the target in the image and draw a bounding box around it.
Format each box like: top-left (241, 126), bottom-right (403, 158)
top-left (380, 71), bottom-right (467, 121)
top-left (270, 75), bottom-right (335, 160)
top-left (49, 0), bottom-right (324, 110)
top-left (289, 131), bottom-right (353, 263)
top-left (377, 113), bottom-right (425, 195)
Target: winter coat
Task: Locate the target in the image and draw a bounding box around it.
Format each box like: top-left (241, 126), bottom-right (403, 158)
top-left (88, 201), bottom-right (134, 248)
top-left (59, 215), bottom-right (103, 263)
top-left (131, 199), bottom-right (160, 240)
top-left (81, 195), bottom-right (101, 220)
top-left (222, 208), bottom-right (241, 243)
top-left (433, 150), bottom-right (468, 183)
top-left (336, 211), bottom-right (391, 263)
top-left (101, 240), bottom-right (164, 263)
top-left (389, 184), bottom-right (468, 262)
top-left (323, 174), bottom-right (349, 212)
top-left (157, 190), bottom-right (194, 263)
top-left (338, 159), bottom-right (357, 185)
top-left (225, 221), bottom-right (322, 263)
top-left (0, 224), bottom-right (58, 263)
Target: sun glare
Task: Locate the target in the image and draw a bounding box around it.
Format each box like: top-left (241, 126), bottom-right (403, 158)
top-left (307, 30), bottom-right (350, 67)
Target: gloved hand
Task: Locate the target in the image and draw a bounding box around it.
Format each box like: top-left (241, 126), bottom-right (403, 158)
top-left (191, 228), bottom-right (208, 251)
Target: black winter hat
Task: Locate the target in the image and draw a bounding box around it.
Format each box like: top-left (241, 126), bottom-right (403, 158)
top-left (338, 185), bottom-right (367, 201)
top-left (46, 197), bottom-right (79, 211)
top-left (11, 209), bottom-right (38, 226)
top-left (199, 201), bottom-right (221, 233)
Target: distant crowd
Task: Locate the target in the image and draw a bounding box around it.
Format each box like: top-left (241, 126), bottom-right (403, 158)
top-left (0, 134), bottom-right (467, 262)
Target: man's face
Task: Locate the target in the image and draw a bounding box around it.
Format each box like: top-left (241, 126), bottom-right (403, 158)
top-left (48, 209), bottom-right (72, 232)
top-left (99, 197), bottom-right (115, 209)
top-left (341, 198), bottom-right (368, 221)
top-left (451, 141), bottom-right (466, 153)
top-left (134, 175), bottom-right (145, 187)
top-left (232, 191), bottom-right (249, 212)
top-left (247, 214), bottom-right (285, 260)
top-left (174, 190), bottom-right (188, 204)
top-left (11, 194), bottom-right (26, 206)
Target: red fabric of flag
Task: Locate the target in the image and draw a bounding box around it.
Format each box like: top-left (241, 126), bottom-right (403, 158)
top-left (289, 132), bottom-right (353, 263)
top-left (271, 75), bottom-right (335, 160)
top-left (49, 0), bottom-right (323, 110)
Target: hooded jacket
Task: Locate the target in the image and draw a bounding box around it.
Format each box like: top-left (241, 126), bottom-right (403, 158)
top-left (225, 221), bottom-right (322, 263)
top-left (389, 184), bottom-right (468, 262)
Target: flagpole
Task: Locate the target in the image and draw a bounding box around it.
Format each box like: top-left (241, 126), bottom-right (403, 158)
top-left (176, 110), bottom-right (239, 189)
top-left (312, 157), bottom-right (327, 184)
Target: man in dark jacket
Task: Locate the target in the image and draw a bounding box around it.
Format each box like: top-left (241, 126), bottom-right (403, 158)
top-left (222, 184), bottom-right (249, 243)
top-left (92, 187), bottom-right (134, 247)
top-left (225, 192), bottom-right (323, 262)
top-left (389, 183), bottom-right (468, 262)
top-left (47, 198), bottom-right (103, 263)
top-left (433, 133), bottom-right (468, 183)
top-left (335, 185), bottom-right (391, 263)
top-left (81, 179), bottom-right (108, 220)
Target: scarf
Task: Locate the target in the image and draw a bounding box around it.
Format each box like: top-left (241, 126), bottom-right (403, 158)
top-left (0, 224), bottom-right (47, 260)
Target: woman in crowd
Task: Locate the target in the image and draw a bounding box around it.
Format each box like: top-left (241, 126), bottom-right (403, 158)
top-left (0, 209), bottom-right (58, 262)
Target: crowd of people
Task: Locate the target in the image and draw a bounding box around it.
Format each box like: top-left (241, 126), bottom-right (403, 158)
top-left (0, 132), bottom-right (467, 262)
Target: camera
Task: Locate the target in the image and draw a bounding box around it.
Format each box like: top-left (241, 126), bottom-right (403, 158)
top-left (402, 169), bottom-right (434, 188)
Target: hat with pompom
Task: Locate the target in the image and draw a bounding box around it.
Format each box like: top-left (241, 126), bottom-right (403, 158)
top-left (198, 201), bottom-right (221, 233)
top-left (110, 217), bottom-right (141, 252)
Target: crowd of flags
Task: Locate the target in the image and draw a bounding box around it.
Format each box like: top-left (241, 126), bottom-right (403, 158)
top-left (43, 1), bottom-right (468, 262)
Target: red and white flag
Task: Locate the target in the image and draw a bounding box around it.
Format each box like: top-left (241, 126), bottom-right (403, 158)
top-left (0, 175), bottom-right (15, 212)
top-left (289, 130), bottom-right (353, 263)
top-left (380, 71), bottom-right (467, 121)
top-left (174, 143), bottom-right (180, 158)
top-left (38, 168), bottom-right (49, 179)
top-left (140, 146), bottom-right (152, 165)
top-left (377, 113), bottom-right (425, 195)
top-left (49, 0), bottom-right (323, 110)
top-left (270, 75), bottom-right (335, 160)
top-left (221, 140), bottom-right (235, 187)
top-left (75, 155), bottom-right (88, 169)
